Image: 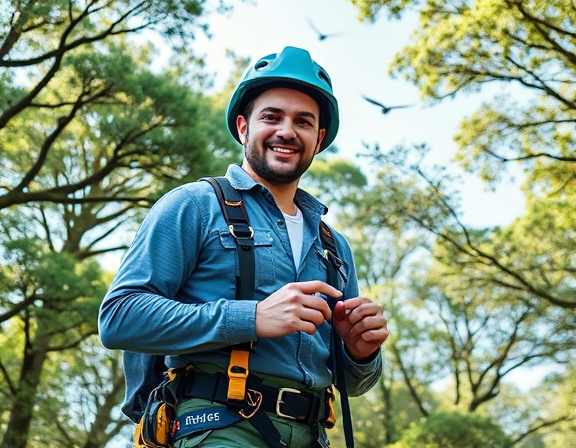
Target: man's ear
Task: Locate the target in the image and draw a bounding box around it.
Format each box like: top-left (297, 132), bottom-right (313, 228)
top-left (236, 115), bottom-right (248, 144)
top-left (315, 128), bottom-right (327, 155)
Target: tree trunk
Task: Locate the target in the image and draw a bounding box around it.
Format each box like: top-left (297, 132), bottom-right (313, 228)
top-left (1, 328), bottom-right (50, 448)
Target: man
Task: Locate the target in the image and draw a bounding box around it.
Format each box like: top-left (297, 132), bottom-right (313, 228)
top-left (99, 46), bottom-right (388, 448)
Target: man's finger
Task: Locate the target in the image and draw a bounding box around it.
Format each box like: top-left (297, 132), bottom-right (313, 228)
top-left (288, 280), bottom-right (342, 298)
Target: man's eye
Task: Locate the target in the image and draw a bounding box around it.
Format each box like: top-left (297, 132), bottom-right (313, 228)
top-left (262, 114), bottom-right (279, 121)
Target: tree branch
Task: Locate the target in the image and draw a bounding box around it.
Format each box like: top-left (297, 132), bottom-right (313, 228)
top-left (514, 414), bottom-right (576, 444)
top-left (390, 342), bottom-right (429, 417)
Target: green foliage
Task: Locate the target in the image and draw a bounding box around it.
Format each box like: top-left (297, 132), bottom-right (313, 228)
top-left (320, 141), bottom-right (574, 444)
top-left (2, 41), bottom-right (237, 205)
top-left (341, 0), bottom-right (575, 445)
top-left (347, 0), bottom-right (417, 21)
top-left (304, 155), bottom-right (367, 209)
top-left (352, 0), bottom-right (576, 195)
top-left (1, 0), bottom-right (214, 60)
top-left (483, 369), bottom-right (576, 448)
top-left (0, 1), bottom-right (242, 446)
top-left (29, 338), bottom-right (130, 447)
top-left (389, 411), bottom-right (514, 448)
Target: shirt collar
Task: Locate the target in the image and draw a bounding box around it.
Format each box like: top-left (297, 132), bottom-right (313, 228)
top-left (225, 164), bottom-right (328, 216)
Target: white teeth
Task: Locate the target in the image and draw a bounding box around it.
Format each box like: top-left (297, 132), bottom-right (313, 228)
top-left (271, 147), bottom-right (295, 154)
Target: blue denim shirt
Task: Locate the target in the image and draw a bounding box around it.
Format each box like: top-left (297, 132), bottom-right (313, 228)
top-left (99, 164), bottom-right (381, 396)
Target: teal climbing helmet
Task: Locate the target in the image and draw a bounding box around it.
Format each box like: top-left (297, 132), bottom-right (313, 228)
top-left (226, 46), bottom-right (339, 151)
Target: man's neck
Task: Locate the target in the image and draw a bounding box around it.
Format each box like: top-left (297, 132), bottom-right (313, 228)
top-left (241, 161), bottom-right (298, 215)
top-left (261, 181), bottom-right (298, 215)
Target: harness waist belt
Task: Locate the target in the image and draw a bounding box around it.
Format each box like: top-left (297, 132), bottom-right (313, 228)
top-left (175, 371), bottom-right (323, 425)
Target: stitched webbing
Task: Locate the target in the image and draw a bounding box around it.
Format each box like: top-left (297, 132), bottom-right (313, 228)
top-left (201, 177), bottom-right (255, 301)
top-left (321, 221), bottom-right (355, 448)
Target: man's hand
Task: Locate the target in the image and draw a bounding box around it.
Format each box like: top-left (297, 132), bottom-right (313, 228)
top-left (332, 297), bottom-right (388, 362)
top-left (256, 281), bottom-right (341, 338)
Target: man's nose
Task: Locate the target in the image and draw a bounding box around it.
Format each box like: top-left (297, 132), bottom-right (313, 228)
top-left (275, 120), bottom-right (297, 139)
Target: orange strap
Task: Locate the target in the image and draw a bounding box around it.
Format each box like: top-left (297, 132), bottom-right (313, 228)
top-left (227, 349), bottom-right (250, 400)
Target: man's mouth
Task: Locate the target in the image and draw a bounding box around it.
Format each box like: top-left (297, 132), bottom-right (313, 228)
top-left (269, 146), bottom-right (298, 154)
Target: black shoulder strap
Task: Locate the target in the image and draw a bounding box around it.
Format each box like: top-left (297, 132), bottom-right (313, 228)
top-left (319, 221), bottom-right (348, 297)
top-left (201, 176), bottom-right (255, 301)
top-left (320, 221), bottom-right (355, 448)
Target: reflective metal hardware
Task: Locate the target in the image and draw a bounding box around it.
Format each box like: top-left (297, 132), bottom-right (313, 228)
top-left (323, 249), bottom-right (343, 265)
top-left (229, 224), bottom-right (254, 239)
top-left (239, 389), bottom-right (263, 419)
top-left (275, 388), bottom-right (302, 420)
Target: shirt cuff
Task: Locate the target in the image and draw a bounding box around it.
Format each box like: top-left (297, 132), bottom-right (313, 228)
top-left (225, 300), bottom-right (258, 344)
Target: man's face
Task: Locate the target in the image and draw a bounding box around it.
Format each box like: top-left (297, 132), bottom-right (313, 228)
top-left (237, 87), bottom-right (326, 185)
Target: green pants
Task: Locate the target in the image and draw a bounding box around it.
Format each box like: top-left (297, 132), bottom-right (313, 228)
top-left (171, 365), bottom-right (331, 448)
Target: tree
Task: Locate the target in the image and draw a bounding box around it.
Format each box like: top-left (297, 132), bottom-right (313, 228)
top-left (308, 157), bottom-right (437, 445)
top-left (347, 0), bottom-right (576, 310)
top-left (25, 339), bottom-right (129, 447)
top-left (485, 369), bottom-right (576, 448)
top-left (0, 1), bottom-right (242, 446)
top-left (0, 222), bottom-right (108, 447)
top-left (388, 411), bottom-right (514, 448)
top-left (309, 149), bottom-right (574, 445)
top-left (0, 0), bottom-right (239, 211)
top-left (359, 152), bottom-right (574, 439)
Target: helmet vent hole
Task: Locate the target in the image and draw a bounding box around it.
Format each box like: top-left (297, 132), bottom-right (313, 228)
top-left (255, 60), bottom-right (269, 70)
top-left (318, 70), bottom-right (332, 87)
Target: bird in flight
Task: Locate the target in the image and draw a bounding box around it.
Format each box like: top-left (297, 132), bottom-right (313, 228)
top-left (362, 95), bottom-right (414, 114)
top-left (307, 18), bottom-right (342, 41)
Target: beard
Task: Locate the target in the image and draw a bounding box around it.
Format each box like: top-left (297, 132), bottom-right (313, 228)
top-left (243, 134), bottom-right (315, 185)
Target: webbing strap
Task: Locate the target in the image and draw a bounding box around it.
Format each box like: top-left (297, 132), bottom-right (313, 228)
top-left (331, 329), bottom-right (354, 448)
top-left (321, 221), bottom-right (355, 448)
top-left (320, 222), bottom-right (348, 306)
top-left (227, 349), bottom-right (250, 400)
top-left (174, 371), bottom-right (295, 447)
top-left (201, 177), bottom-right (255, 301)
top-left (248, 411), bottom-right (287, 448)
top-left (200, 177), bottom-right (255, 402)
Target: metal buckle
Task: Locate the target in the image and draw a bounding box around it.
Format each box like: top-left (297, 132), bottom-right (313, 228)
top-left (239, 389), bottom-right (263, 419)
top-left (323, 249), bottom-right (348, 283)
top-left (275, 388), bottom-right (301, 420)
top-left (224, 199), bottom-right (243, 207)
top-left (229, 224), bottom-right (254, 239)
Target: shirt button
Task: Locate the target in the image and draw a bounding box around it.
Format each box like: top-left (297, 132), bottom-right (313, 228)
top-left (276, 220), bottom-right (284, 227)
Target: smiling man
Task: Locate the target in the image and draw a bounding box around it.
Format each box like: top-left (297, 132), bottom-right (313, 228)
top-left (239, 88), bottom-right (325, 188)
top-left (239, 87), bottom-right (324, 215)
top-left (99, 46), bottom-right (388, 448)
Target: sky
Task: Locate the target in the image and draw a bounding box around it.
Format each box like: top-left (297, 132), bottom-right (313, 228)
top-left (187, 0), bottom-right (527, 228)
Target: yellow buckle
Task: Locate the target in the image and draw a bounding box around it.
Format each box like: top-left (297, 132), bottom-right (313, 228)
top-left (227, 349), bottom-right (250, 401)
top-left (276, 388), bottom-right (301, 420)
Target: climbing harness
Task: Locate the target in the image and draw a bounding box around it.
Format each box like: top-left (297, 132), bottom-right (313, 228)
top-left (131, 176), bottom-right (354, 447)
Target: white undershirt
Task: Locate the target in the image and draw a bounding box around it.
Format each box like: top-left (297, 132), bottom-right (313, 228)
top-left (282, 206), bottom-right (304, 270)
